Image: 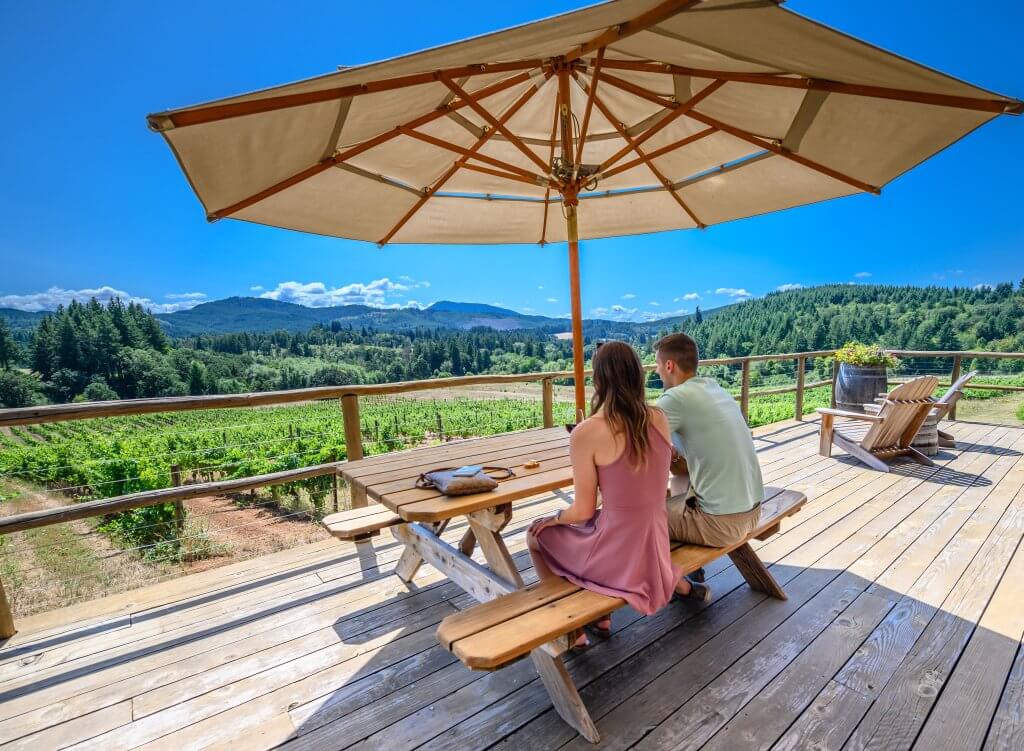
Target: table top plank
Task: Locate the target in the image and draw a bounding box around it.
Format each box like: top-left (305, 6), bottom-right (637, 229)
top-left (338, 428), bottom-right (574, 522)
top-left (341, 428), bottom-right (566, 481)
top-left (352, 438), bottom-right (570, 494)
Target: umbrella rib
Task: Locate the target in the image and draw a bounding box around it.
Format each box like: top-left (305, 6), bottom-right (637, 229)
top-left (377, 77), bottom-right (548, 245)
top-left (577, 76), bottom-right (705, 229)
top-left (208, 72), bottom-right (539, 220)
top-left (564, 0), bottom-right (702, 63)
top-left (597, 73), bottom-right (881, 194)
top-left (540, 91), bottom-right (560, 245)
top-left (399, 128), bottom-right (554, 186)
top-left (601, 126), bottom-right (717, 180)
top-left (575, 47), bottom-right (604, 166)
top-left (439, 75), bottom-right (550, 175)
top-left (597, 78), bottom-right (726, 173)
top-left (591, 58), bottom-right (1023, 115)
top-left (148, 60), bottom-right (546, 130)
top-left (458, 162), bottom-right (552, 188)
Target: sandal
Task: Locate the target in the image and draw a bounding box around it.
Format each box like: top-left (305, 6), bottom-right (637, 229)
top-left (587, 618), bottom-right (612, 639)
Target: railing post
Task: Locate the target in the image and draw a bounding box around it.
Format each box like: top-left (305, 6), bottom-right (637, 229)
top-left (830, 358), bottom-right (839, 409)
top-left (740, 359), bottom-right (751, 424)
top-left (950, 355), bottom-right (962, 420)
top-left (542, 378), bottom-right (554, 428)
top-left (170, 464), bottom-right (186, 535)
top-left (794, 356), bottom-right (806, 421)
top-left (341, 394), bottom-right (367, 508)
top-left (0, 578), bottom-right (14, 639)
top-left (331, 450), bottom-right (339, 513)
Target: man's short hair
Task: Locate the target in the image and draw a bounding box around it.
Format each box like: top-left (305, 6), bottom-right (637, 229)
top-left (655, 333), bottom-right (699, 373)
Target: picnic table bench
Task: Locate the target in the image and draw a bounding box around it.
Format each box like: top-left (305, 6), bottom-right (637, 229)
top-left (323, 428), bottom-right (806, 743)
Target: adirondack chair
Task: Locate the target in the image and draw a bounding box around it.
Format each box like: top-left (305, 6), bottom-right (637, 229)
top-left (864, 370), bottom-right (977, 447)
top-left (817, 375), bottom-right (939, 472)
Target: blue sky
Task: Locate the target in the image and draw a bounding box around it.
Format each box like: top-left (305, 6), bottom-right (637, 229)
top-left (1, 1), bottom-right (1022, 321)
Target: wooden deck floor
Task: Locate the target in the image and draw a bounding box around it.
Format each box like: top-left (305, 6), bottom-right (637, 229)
top-left (3, 418), bottom-right (1024, 750)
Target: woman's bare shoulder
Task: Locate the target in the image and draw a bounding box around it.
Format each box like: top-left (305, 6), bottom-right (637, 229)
top-left (647, 406), bottom-right (672, 440)
top-left (570, 414), bottom-right (611, 444)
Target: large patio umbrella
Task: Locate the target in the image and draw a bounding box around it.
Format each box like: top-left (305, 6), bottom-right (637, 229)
top-left (148, 0), bottom-right (1020, 418)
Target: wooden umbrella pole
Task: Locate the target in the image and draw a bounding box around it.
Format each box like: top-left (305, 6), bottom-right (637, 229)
top-left (566, 199), bottom-right (586, 422)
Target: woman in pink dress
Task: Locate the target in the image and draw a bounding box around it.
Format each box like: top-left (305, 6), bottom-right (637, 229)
top-left (527, 341), bottom-right (682, 650)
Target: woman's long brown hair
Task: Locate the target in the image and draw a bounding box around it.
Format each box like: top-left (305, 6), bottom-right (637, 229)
top-left (590, 341), bottom-right (653, 467)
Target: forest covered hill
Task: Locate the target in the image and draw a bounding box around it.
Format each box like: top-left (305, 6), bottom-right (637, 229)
top-left (1, 281), bottom-right (1022, 407)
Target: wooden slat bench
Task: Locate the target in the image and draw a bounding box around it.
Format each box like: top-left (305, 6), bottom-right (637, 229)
top-left (436, 486), bottom-right (807, 743)
top-left (321, 505), bottom-right (401, 542)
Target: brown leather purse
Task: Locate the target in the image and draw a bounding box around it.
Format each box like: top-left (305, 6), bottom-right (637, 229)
top-left (415, 466), bottom-right (515, 496)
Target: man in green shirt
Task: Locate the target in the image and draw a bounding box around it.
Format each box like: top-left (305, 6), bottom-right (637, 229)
top-left (654, 333), bottom-right (764, 601)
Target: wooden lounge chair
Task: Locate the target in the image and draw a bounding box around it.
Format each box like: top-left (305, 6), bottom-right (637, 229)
top-left (864, 370), bottom-right (977, 448)
top-left (817, 375), bottom-right (939, 472)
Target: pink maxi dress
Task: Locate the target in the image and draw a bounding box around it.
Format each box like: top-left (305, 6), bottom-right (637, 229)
top-left (530, 424), bottom-right (681, 615)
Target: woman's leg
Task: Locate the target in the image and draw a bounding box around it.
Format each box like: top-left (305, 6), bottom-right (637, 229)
top-left (527, 531), bottom-right (591, 647)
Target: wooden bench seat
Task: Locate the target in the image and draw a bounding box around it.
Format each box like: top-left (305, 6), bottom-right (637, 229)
top-left (321, 505), bottom-right (402, 541)
top-left (435, 486), bottom-right (806, 743)
top-left (438, 486), bottom-right (805, 669)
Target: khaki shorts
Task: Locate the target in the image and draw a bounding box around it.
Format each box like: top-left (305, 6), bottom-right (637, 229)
top-left (667, 496), bottom-right (761, 547)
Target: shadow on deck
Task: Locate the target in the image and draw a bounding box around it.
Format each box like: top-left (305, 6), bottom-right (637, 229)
top-left (2, 418), bottom-right (1023, 750)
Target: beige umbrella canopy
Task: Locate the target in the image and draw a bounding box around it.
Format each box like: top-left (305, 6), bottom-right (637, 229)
top-left (149, 0), bottom-right (1020, 417)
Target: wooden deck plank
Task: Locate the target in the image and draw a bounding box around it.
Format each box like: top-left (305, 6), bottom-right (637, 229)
top-left (3, 420), bottom-right (1022, 751)
top-left (913, 519), bottom-right (1024, 749)
top-left (842, 453), bottom-right (1024, 749)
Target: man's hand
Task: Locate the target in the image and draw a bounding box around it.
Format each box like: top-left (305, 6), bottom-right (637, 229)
top-left (670, 449), bottom-right (688, 477)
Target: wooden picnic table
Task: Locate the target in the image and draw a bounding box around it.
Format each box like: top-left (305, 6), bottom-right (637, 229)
top-left (337, 427), bottom-right (576, 598)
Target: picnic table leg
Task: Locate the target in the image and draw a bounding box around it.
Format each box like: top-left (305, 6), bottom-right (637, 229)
top-left (467, 505), bottom-right (523, 587)
top-left (395, 520), bottom-right (448, 583)
top-left (728, 542), bottom-right (787, 600)
top-left (458, 529), bottom-right (476, 557)
top-left (530, 651), bottom-right (601, 743)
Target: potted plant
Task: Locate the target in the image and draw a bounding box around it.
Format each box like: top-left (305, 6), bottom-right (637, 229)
top-left (832, 342), bottom-right (900, 413)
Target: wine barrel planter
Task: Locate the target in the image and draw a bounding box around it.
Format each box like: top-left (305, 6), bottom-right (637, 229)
top-left (911, 412), bottom-right (940, 456)
top-left (835, 364), bottom-right (889, 413)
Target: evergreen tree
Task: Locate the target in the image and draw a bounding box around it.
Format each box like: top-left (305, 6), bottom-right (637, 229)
top-left (694, 306), bottom-right (703, 324)
top-left (0, 318), bottom-right (19, 369)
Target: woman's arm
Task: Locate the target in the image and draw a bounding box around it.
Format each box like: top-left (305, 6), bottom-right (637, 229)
top-left (529, 421), bottom-right (599, 533)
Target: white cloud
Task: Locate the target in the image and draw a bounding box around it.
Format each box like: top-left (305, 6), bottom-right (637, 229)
top-left (649, 301), bottom-right (661, 306)
top-left (521, 307), bottom-right (536, 313)
top-left (621, 293), bottom-right (637, 300)
top-left (545, 297), bottom-right (558, 303)
top-left (591, 304), bottom-right (689, 323)
top-left (854, 271), bottom-right (872, 279)
top-left (249, 285), bottom-right (264, 292)
top-left (674, 292), bottom-right (700, 301)
top-left (715, 287), bottom-right (752, 299)
top-left (259, 277), bottom-right (429, 308)
top-left (0, 285), bottom-right (208, 314)
top-left (537, 285), bottom-right (544, 290)
top-left (776, 283), bottom-right (804, 292)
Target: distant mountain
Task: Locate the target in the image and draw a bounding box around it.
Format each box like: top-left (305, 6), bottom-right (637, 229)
top-left (0, 296), bottom-right (722, 339)
top-left (0, 308), bottom-right (47, 334)
top-left (151, 296), bottom-right (567, 336)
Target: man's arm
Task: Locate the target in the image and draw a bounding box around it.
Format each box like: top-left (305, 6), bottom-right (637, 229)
top-left (656, 392), bottom-right (689, 477)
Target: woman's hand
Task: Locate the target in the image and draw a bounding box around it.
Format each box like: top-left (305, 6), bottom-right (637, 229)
top-left (529, 514), bottom-right (561, 535)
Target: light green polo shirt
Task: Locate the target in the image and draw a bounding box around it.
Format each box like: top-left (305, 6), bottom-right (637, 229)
top-left (656, 377), bottom-right (764, 515)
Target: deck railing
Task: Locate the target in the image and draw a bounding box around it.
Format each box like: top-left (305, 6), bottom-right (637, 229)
top-left (1, 347), bottom-right (1022, 636)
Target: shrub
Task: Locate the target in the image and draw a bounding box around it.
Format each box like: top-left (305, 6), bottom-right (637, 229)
top-left (833, 341), bottom-right (899, 368)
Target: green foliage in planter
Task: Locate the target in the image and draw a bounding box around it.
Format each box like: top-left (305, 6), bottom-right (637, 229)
top-left (833, 342), bottom-right (899, 368)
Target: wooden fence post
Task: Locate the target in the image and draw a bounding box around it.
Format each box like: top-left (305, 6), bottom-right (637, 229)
top-left (170, 464), bottom-right (186, 535)
top-left (830, 359), bottom-right (840, 409)
top-left (950, 355), bottom-right (962, 420)
top-left (740, 359), bottom-right (751, 424)
top-left (794, 356), bottom-right (806, 421)
top-left (331, 451), bottom-right (339, 513)
top-left (542, 378), bottom-right (554, 428)
top-left (0, 578), bottom-right (14, 639)
top-left (341, 394), bottom-right (367, 508)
